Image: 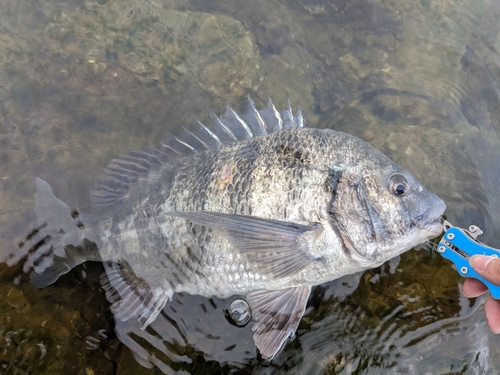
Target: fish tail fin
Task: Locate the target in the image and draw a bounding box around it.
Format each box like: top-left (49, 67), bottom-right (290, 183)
top-left (23, 178), bottom-right (100, 288)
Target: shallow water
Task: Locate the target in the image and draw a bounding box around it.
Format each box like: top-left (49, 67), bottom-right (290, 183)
top-left (1, 0), bottom-right (500, 374)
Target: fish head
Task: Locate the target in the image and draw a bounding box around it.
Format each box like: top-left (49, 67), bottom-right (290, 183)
top-left (325, 135), bottom-right (446, 268)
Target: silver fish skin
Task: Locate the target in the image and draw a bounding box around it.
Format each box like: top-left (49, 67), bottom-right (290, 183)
top-left (25, 96), bottom-right (446, 360)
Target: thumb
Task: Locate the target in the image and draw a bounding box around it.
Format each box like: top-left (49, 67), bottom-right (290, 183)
top-left (470, 255), bottom-right (500, 285)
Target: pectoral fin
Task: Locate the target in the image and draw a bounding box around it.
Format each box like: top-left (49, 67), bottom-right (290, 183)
top-left (247, 286), bottom-right (311, 359)
top-left (168, 211), bottom-right (323, 278)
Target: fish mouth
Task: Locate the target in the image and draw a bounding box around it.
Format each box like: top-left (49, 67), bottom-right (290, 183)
top-left (414, 199), bottom-right (447, 236)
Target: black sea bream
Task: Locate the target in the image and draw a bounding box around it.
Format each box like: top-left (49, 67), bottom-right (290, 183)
top-left (24, 96), bottom-right (446, 359)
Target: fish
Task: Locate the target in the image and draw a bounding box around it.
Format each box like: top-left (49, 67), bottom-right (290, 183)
top-left (21, 95), bottom-right (446, 359)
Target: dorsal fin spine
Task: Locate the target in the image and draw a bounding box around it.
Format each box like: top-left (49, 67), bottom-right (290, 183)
top-left (267, 96), bottom-right (283, 130)
top-left (159, 135), bottom-right (186, 156)
top-left (181, 126), bottom-right (209, 151)
top-left (246, 96), bottom-right (267, 135)
top-left (196, 119), bottom-right (222, 146)
top-left (283, 92), bottom-right (296, 129)
top-left (227, 106), bottom-right (253, 138)
top-left (210, 110), bottom-right (239, 142)
top-left (286, 91), bottom-right (293, 116)
top-left (172, 135), bottom-right (196, 152)
top-left (294, 101), bottom-right (305, 128)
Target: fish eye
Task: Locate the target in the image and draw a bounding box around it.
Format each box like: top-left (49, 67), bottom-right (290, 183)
top-left (387, 174), bottom-right (409, 197)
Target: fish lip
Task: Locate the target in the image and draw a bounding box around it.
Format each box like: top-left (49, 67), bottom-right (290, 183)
top-left (419, 220), bottom-right (444, 235)
top-left (414, 201), bottom-right (447, 235)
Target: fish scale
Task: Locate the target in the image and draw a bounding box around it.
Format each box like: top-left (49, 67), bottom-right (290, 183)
top-left (22, 96), bottom-right (445, 360)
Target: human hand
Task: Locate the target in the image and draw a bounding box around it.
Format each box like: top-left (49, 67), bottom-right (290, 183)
top-left (462, 255), bottom-right (500, 333)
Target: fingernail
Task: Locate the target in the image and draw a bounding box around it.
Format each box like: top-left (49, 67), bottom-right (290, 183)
top-left (470, 255), bottom-right (495, 271)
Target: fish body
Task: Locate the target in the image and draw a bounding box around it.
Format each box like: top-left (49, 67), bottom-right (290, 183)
top-left (25, 97), bottom-right (446, 359)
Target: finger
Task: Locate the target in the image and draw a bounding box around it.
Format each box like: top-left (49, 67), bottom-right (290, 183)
top-left (469, 255), bottom-right (500, 285)
top-left (462, 278), bottom-right (488, 298)
top-left (484, 295), bottom-right (500, 334)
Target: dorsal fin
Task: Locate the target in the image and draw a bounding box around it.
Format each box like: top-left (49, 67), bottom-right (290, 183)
top-left (220, 106), bottom-right (253, 140)
top-left (91, 95), bottom-right (305, 208)
top-left (259, 95), bottom-right (284, 133)
top-left (91, 146), bottom-right (171, 207)
top-left (294, 101), bottom-right (306, 128)
top-left (240, 96), bottom-right (267, 137)
top-left (281, 92), bottom-right (294, 129)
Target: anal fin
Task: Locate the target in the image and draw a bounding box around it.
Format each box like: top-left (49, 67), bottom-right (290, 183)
top-left (247, 286), bottom-right (311, 359)
top-left (100, 261), bottom-right (171, 328)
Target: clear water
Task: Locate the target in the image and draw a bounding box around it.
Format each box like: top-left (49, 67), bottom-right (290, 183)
top-left (1, 0), bottom-right (500, 374)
